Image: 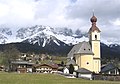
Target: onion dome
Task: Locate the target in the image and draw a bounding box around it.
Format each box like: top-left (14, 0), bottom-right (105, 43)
top-left (88, 14), bottom-right (101, 33)
top-left (90, 15), bottom-right (97, 22)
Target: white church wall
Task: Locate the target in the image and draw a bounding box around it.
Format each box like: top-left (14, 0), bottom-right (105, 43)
top-left (78, 73), bottom-right (92, 80)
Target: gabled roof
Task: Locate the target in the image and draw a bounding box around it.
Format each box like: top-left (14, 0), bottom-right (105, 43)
top-left (67, 42), bottom-right (82, 58)
top-left (101, 63), bottom-right (117, 73)
top-left (66, 59), bottom-right (76, 66)
top-left (77, 41), bottom-right (93, 54)
top-left (76, 68), bottom-right (92, 74)
top-left (11, 61), bottom-right (34, 65)
top-left (67, 41), bottom-right (93, 58)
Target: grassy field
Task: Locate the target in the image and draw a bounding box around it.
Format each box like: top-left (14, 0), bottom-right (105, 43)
top-left (0, 73), bottom-right (119, 84)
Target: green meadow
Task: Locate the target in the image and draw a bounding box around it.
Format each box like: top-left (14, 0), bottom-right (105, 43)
top-left (0, 73), bottom-right (119, 84)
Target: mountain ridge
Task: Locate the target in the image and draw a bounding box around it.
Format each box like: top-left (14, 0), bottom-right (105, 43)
top-left (0, 25), bottom-right (120, 58)
top-left (0, 25), bottom-right (118, 46)
top-left (0, 25), bottom-right (89, 46)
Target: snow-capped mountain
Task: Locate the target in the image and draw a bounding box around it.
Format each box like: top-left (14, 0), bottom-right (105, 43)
top-left (0, 25), bottom-right (119, 48)
top-left (0, 28), bottom-right (12, 44)
top-left (0, 25), bottom-right (120, 58)
top-left (0, 25), bottom-right (88, 48)
top-left (15, 25), bottom-right (88, 47)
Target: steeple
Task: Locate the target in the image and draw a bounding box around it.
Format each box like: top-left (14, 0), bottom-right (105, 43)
top-left (90, 10), bottom-right (97, 22)
top-left (88, 13), bottom-right (101, 73)
top-left (89, 13), bottom-right (100, 33)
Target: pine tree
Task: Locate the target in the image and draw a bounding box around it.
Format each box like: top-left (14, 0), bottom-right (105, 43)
top-left (69, 64), bottom-right (74, 74)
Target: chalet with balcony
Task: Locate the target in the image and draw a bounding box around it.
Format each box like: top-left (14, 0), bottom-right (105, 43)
top-left (34, 64), bottom-right (58, 73)
top-left (11, 61), bottom-right (34, 73)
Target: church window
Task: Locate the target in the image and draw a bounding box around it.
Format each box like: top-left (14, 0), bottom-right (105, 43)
top-left (88, 49), bottom-right (90, 51)
top-left (95, 35), bottom-right (97, 40)
top-left (87, 62), bottom-right (89, 64)
top-left (84, 49), bottom-right (86, 50)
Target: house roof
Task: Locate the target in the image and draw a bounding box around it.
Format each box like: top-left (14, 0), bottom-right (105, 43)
top-left (66, 59), bottom-right (76, 66)
top-left (11, 61), bottom-right (34, 65)
top-left (75, 68), bottom-right (92, 74)
top-left (101, 63), bottom-right (118, 73)
top-left (0, 66), bottom-right (4, 68)
top-left (67, 41), bottom-right (93, 58)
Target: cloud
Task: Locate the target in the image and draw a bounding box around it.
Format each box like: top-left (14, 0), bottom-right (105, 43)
top-left (65, 0), bottom-right (120, 19)
top-left (0, 0), bottom-right (120, 44)
top-left (0, 0), bottom-right (35, 28)
top-left (64, 0), bottom-right (120, 44)
top-left (110, 18), bottom-right (120, 26)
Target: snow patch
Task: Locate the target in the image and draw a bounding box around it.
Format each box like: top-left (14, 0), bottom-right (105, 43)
top-left (42, 39), bottom-right (46, 47)
top-left (53, 40), bottom-right (60, 46)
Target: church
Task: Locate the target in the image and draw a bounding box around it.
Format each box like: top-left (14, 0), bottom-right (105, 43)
top-left (67, 14), bottom-right (101, 73)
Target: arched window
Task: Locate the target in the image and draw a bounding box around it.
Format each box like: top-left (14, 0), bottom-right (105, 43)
top-left (95, 35), bottom-right (97, 40)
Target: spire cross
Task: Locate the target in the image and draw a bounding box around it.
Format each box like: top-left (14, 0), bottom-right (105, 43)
top-left (92, 9), bottom-right (94, 16)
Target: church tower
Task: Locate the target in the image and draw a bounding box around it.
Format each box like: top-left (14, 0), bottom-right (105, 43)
top-left (88, 14), bottom-right (101, 73)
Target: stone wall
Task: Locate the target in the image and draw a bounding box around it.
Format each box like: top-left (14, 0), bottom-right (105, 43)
top-left (93, 74), bottom-right (120, 81)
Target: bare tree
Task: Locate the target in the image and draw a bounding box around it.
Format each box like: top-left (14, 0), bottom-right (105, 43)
top-left (1, 44), bottom-right (20, 71)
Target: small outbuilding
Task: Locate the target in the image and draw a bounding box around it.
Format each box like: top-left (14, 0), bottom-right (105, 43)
top-left (63, 67), bottom-right (69, 74)
top-left (76, 68), bottom-right (92, 80)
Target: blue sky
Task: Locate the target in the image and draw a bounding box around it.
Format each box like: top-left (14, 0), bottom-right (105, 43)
top-left (0, 0), bottom-right (120, 43)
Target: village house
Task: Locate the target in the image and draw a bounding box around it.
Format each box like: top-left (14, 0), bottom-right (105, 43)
top-left (101, 63), bottom-right (120, 75)
top-left (0, 65), bottom-right (4, 71)
top-left (11, 61), bottom-right (34, 73)
top-left (34, 63), bottom-right (58, 73)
